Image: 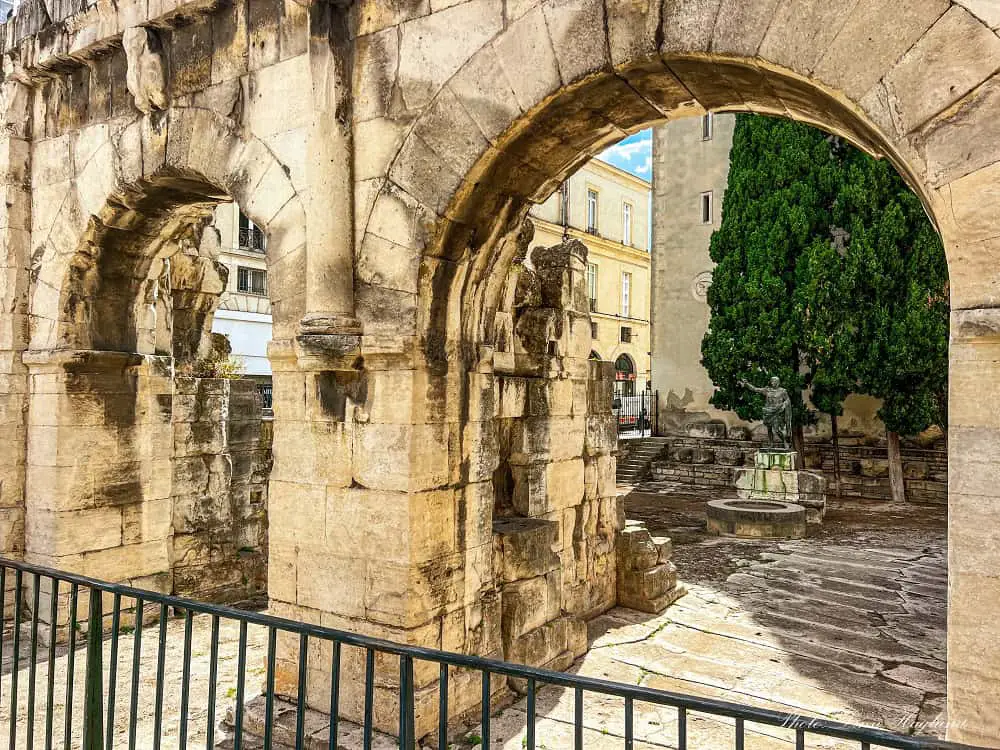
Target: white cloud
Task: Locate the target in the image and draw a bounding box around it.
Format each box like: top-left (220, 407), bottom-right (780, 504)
top-left (634, 156), bottom-right (652, 175)
top-left (601, 140), bottom-right (647, 163)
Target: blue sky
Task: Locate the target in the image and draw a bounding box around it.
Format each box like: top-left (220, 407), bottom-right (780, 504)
top-left (596, 129), bottom-right (652, 180)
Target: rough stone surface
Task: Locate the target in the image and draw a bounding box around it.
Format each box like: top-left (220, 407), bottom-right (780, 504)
top-left (2, 0), bottom-right (1000, 743)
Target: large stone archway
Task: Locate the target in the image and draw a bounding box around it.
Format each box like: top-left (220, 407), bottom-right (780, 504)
top-left (0, 0), bottom-right (998, 745)
top-left (353, 3), bottom-right (1000, 744)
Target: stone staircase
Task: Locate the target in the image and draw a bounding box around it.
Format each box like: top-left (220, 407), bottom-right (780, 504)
top-left (616, 437), bottom-right (670, 484)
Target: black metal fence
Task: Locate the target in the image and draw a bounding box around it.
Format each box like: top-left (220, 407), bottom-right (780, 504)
top-left (257, 382), bottom-right (273, 411)
top-left (614, 390), bottom-right (658, 436)
top-left (0, 556), bottom-right (983, 749)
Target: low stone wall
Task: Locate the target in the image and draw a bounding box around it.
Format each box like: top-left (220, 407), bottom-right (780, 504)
top-left (172, 377), bottom-right (271, 603)
top-left (652, 436), bottom-right (946, 504)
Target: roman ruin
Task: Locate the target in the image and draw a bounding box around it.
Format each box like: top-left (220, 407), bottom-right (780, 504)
top-left (0, 0), bottom-right (999, 744)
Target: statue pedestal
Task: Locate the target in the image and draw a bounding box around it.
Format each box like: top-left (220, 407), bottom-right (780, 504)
top-left (734, 450), bottom-right (826, 523)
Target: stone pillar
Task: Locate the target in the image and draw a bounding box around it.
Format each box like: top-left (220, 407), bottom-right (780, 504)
top-left (947, 307), bottom-right (1000, 747)
top-left (0, 74), bottom-right (33, 567)
top-left (299, 0), bottom-right (361, 337)
top-left (22, 350), bottom-right (174, 597)
top-left (171, 377), bottom-right (269, 602)
top-left (267, 339), bottom-right (461, 736)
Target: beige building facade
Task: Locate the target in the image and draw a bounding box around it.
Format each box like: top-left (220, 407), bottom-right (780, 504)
top-left (650, 114), bottom-right (883, 438)
top-left (208, 203), bottom-right (273, 380)
top-left (532, 159), bottom-right (652, 394)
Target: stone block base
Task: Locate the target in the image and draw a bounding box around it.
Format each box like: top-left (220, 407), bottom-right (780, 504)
top-left (734, 451), bottom-right (826, 523)
top-left (616, 521), bottom-right (686, 613)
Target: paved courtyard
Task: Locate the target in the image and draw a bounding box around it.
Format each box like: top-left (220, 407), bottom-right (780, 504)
top-left (1, 483), bottom-right (947, 748)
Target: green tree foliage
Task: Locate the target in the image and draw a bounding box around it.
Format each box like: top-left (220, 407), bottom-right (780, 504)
top-left (701, 115), bottom-right (840, 428)
top-left (829, 152), bottom-right (949, 435)
top-left (703, 114), bottom-right (948, 444)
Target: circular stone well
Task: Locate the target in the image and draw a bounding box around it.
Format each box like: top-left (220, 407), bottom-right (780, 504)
top-left (706, 499), bottom-right (806, 540)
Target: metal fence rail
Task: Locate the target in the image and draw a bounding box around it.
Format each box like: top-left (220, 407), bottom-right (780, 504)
top-left (0, 556), bottom-right (983, 749)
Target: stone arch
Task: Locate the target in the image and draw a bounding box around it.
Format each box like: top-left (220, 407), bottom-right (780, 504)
top-left (354, 3), bottom-right (1000, 743)
top-left (29, 106), bottom-right (306, 355)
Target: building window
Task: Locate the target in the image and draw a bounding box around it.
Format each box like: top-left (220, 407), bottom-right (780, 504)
top-left (238, 211), bottom-right (266, 252)
top-left (559, 181), bottom-right (570, 226)
top-left (591, 321), bottom-right (598, 339)
top-left (702, 112), bottom-right (713, 141)
top-left (622, 202), bottom-right (633, 246)
top-left (615, 354), bottom-right (636, 396)
top-left (587, 189), bottom-right (599, 234)
top-left (620, 326), bottom-right (632, 343)
top-left (237, 266), bottom-right (268, 296)
top-left (700, 191), bottom-right (713, 224)
top-left (587, 263), bottom-right (598, 310)
top-left (621, 271), bottom-right (631, 318)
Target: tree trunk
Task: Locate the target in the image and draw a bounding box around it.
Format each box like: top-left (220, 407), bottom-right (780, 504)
top-left (887, 430), bottom-right (906, 504)
top-left (830, 413), bottom-right (841, 499)
top-left (792, 424), bottom-right (805, 457)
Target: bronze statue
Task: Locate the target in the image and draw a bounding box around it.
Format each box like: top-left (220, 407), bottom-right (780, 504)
top-left (739, 376), bottom-right (793, 449)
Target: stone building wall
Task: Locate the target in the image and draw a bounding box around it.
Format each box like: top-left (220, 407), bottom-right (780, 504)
top-left (172, 377), bottom-right (271, 603)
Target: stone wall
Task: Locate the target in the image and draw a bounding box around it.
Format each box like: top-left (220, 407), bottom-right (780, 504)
top-left (172, 377), bottom-right (271, 603)
top-left (652, 434), bottom-right (947, 504)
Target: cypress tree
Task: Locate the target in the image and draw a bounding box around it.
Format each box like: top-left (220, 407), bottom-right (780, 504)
top-left (701, 115), bottom-right (840, 446)
top-left (703, 114), bottom-right (948, 502)
top-left (830, 152), bottom-right (949, 502)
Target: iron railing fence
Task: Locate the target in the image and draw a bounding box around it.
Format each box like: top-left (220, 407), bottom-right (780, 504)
top-left (0, 556), bottom-right (983, 750)
top-left (257, 382), bottom-right (273, 411)
top-left (614, 390), bottom-right (658, 436)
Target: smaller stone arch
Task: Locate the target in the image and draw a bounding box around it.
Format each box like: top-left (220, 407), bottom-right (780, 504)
top-left (28, 106), bottom-right (306, 355)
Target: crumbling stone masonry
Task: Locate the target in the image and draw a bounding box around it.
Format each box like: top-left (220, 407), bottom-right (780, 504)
top-left (3, 0), bottom-right (1000, 744)
top-left (172, 377), bottom-right (271, 603)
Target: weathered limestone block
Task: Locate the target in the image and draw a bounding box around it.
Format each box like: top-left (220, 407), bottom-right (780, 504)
top-left (685, 419), bottom-right (727, 439)
top-left (500, 571), bottom-right (560, 643)
top-left (616, 521), bottom-right (685, 613)
top-left (123, 26), bottom-right (169, 113)
top-left (492, 517), bottom-right (559, 583)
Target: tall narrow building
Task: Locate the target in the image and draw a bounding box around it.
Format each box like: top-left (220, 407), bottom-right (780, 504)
top-left (650, 113), bottom-right (736, 433)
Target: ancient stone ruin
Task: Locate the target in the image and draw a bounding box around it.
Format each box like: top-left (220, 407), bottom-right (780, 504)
top-left (1, 0), bottom-right (999, 744)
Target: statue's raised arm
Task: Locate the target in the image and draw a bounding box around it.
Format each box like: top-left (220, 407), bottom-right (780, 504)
top-left (738, 378), bottom-right (766, 395)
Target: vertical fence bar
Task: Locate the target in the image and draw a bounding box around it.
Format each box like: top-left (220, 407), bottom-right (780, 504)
top-left (44, 578), bottom-right (59, 750)
top-left (235, 620), bottom-right (248, 750)
top-left (796, 728), bottom-right (805, 750)
top-left (9, 568), bottom-right (23, 750)
top-left (64, 583), bottom-right (79, 750)
top-left (152, 603), bottom-right (168, 750)
top-left (625, 695), bottom-right (634, 750)
top-left (678, 707), bottom-right (687, 750)
top-left (526, 678), bottom-right (536, 750)
top-left (206, 615), bottom-right (220, 750)
top-left (26, 572), bottom-right (40, 748)
top-left (481, 671), bottom-right (491, 749)
top-left (0, 565), bottom-right (5, 706)
top-left (398, 655), bottom-right (414, 750)
top-left (264, 627), bottom-right (276, 750)
top-left (735, 717), bottom-right (744, 750)
top-left (295, 632), bottom-right (308, 749)
top-left (105, 593), bottom-right (121, 750)
top-left (83, 587), bottom-right (104, 750)
top-left (574, 686), bottom-right (583, 750)
top-left (437, 662), bottom-right (448, 750)
top-left (179, 610), bottom-right (194, 749)
top-left (328, 641), bottom-right (341, 750)
top-left (127, 597), bottom-right (144, 750)
top-left (363, 648), bottom-right (375, 750)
